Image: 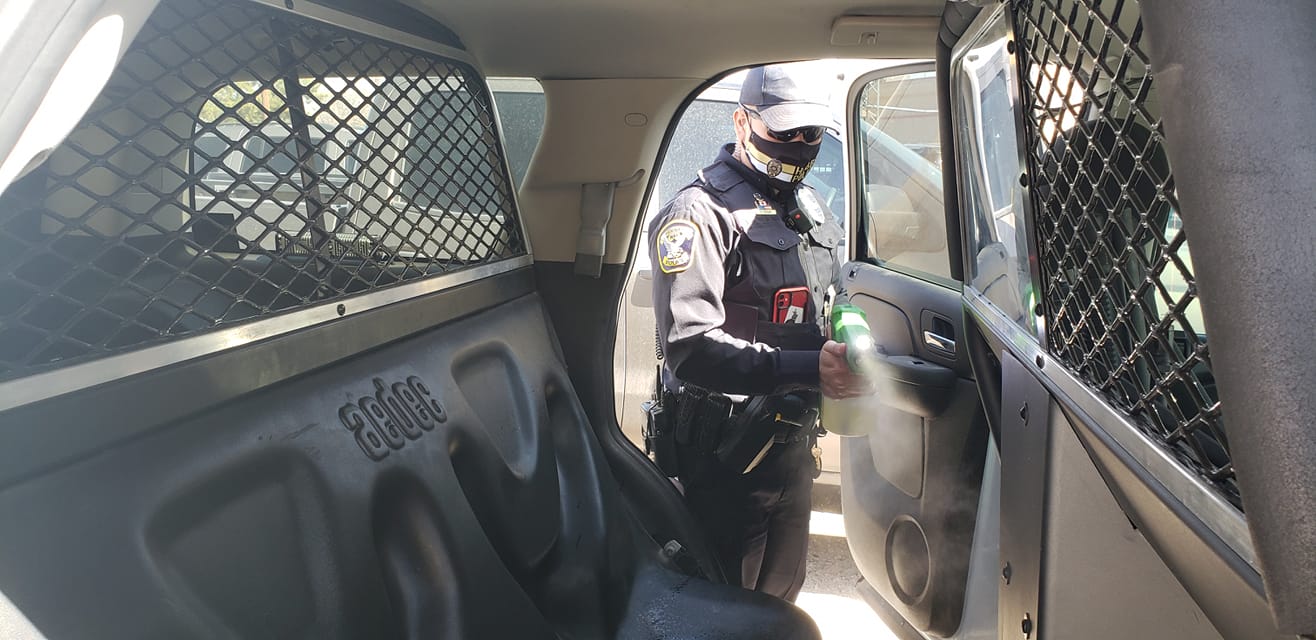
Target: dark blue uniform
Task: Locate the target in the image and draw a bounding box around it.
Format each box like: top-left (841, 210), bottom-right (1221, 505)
top-left (649, 144), bottom-right (842, 601)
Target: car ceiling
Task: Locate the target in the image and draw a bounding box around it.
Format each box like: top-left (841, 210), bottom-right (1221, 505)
top-left (401, 0), bottom-right (945, 79)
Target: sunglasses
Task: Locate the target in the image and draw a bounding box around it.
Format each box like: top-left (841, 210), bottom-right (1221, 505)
top-left (743, 107), bottom-right (826, 143)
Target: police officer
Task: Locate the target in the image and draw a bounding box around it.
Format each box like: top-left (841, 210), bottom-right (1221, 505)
top-left (649, 64), bottom-right (872, 601)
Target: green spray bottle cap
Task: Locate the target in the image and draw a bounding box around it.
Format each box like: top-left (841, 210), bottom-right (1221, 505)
top-left (830, 302), bottom-right (877, 372)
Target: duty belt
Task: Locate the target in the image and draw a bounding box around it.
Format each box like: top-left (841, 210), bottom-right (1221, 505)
top-left (668, 385), bottom-right (733, 453)
top-left (670, 386), bottom-right (820, 474)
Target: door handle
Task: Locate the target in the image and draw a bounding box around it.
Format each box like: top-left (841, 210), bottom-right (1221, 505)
top-left (923, 330), bottom-right (956, 355)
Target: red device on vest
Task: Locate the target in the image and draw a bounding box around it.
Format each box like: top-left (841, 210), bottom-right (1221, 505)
top-left (773, 287), bottom-right (809, 324)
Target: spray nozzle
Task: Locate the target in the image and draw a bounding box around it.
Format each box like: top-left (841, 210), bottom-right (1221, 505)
top-left (830, 300), bottom-right (883, 374)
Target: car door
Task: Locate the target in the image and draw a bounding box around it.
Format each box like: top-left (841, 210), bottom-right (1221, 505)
top-left (953, 2), bottom-right (1299, 639)
top-left (835, 61), bottom-right (996, 638)
top-left (846, 2), bottom-right (1312, 640)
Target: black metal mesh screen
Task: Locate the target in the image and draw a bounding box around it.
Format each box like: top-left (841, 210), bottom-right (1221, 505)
top-left (1014, 0), bottom-right (1237, 507)
top-left (0, 0), bottom-right (524, 382)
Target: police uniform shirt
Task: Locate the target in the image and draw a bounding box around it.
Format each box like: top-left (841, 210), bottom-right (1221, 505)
top-left (650, 144), bottom-right (844, 396)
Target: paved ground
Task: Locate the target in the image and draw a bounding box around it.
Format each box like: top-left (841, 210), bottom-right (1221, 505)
top-left (796, 483), bottom-right (901, 640)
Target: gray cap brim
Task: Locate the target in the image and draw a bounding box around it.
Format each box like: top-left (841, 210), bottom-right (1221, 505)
top-left (755, 101), bottom-right (837, 132)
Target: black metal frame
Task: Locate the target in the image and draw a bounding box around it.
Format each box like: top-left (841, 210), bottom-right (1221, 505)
top-left (1012, 0), bottom-right (1236, 508)
top-left (0, 0), bottom-right (524, 383)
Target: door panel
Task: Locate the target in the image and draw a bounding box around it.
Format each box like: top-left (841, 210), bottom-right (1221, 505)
top-left (839, 62), bottom-right (991, 637)
top-left (839, 263), bottom-right (988, 637)
top-left (951, 0), bottom-right (1297, 637)
top-left (1045, 401), bottom-right (1226, 640)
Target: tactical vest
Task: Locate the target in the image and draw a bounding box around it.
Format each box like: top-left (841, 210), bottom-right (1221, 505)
top-left (693, 159), bottom-right (844, 351)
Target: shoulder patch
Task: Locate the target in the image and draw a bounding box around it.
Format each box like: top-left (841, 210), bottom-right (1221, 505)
top-left (656, 220), bottom-right (699, 274)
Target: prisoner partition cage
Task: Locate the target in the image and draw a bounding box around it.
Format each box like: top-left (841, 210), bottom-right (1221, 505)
top-left (1014, 0), bottom-right (1233, 509)
top-left (0, 0), bottom-right (525, 384)
top-left (1011, 0), bottom-right (1316, 634)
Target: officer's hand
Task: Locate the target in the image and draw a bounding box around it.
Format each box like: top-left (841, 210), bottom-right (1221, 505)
top-left (819, 341), bottom-right (875, 400)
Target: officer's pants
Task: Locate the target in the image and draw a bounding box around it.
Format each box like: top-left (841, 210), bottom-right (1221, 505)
top-left (680, 436), bottom-right (814, 602)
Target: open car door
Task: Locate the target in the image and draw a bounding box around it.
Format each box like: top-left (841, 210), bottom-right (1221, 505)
top-left (834, 60), bottom-right (996, 638)
top-left (842, 2), bottom-right (1316, 639)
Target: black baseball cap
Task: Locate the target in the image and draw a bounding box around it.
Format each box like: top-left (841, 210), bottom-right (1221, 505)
top-left (739, 64), bottom-right (835, 132)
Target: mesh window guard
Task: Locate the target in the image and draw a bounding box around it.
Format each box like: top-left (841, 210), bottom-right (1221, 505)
top-left (1013, 0), bottom-right (1238, 508)
top-left (0, 0), bottom-right (524, 383)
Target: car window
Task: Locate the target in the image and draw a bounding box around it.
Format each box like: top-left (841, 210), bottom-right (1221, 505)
top-left (802, 132), bottom-right (846, 225)
top-left (855, 69), bottom-right (952, 286)
top-left (488, 78), bottom-right (546, 188)
top-left (652, 98), bottom-right (738, 208)
top-left (398, 87), bottom-right (502, 212)
top-left (955, 24), bottom-right (1035, 331)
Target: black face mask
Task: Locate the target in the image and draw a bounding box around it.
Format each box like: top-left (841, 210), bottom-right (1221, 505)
top-left (743, 130), bottom-right (822, 185)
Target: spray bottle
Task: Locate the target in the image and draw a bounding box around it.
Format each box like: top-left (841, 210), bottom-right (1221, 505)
top-left (821, 292), bottom-right (883, 436)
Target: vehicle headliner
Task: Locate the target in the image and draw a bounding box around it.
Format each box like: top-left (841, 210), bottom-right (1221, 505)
top-left (401, 0), bottom-right (945, 79)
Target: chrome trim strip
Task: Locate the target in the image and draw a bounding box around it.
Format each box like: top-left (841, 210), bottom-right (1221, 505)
top-left (963, 287), bottom-right (1258, 571)
top-left (0, 255), bottom-right (532, 412)
top-left (247, 0), bottom-right (475, 65)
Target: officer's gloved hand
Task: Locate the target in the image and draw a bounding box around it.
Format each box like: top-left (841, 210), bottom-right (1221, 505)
top-left (819, 340), bottom-right (875, 399)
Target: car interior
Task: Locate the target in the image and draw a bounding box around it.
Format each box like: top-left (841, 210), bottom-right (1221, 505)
top-left (1, 0), bottom-right (1314, 638)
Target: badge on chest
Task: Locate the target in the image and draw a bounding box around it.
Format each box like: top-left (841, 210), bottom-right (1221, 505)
top-left (773, 286), bottom-right (809, 324)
